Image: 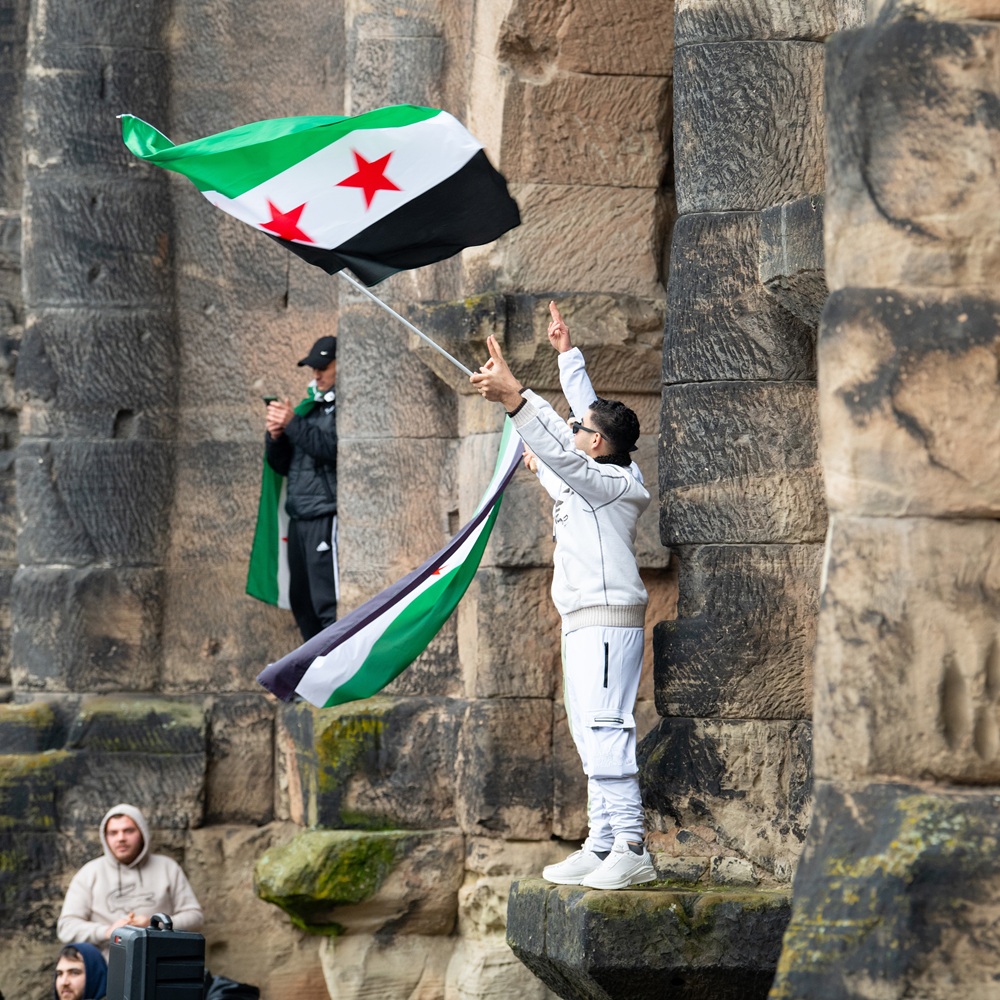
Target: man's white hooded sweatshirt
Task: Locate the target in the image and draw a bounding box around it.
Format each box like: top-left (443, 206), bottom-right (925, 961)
top-left (57, 803), bottom-right (203, 951)
top-left (510, 391), bottom-right (649, 633)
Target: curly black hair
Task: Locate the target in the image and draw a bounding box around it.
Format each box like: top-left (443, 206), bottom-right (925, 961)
top-left (587, 397), bottom-right (640, 464)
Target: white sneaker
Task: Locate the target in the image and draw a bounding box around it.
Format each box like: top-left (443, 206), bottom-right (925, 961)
top-left (580, 835), bottom-right (656, 889)
top-left (542, 848), bottom-right (605, 885)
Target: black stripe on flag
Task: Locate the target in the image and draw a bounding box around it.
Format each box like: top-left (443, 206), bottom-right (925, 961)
top-left (270, 149), bottom-right (521, 285)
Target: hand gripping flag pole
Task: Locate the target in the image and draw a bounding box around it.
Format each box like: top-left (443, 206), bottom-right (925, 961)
top-left (337, 270), bottom-right (473, 377)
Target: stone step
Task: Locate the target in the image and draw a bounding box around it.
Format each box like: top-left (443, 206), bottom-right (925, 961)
top-left (507, 879), bottom-right (791, 1000)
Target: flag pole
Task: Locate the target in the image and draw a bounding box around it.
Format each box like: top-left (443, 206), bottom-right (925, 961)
top-left (338, 271), bottom-right (475, 377)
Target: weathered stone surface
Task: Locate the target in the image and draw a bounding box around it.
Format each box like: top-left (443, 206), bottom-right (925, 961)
top-left (206, 694), bottom-right (274, 825)
top-left (320, 933), bottom-right (454, 1000)
top-left (495, 0), bottom-right (673, 78)
top-left (815, 515), bottom-right (1000, 784)
top-left (665, 211), bottom-right (817, 384)
top-left (819, 289), bottom-right (1000, 517)
top-left (187, 822), bottom-right (328, 1000)
top-left (639, 719), bottom-right (812, 878)
top-left (447, 934), bottom-right (558, 1000)
top-left (710, 856), bottom-right (758, 886)
top-left (56, 696), bottom-right (206, 833)
top-left (759, 195), bottom-right (827, 328)
top-left (825, 19), bottom-right (1000, 292)
top-left (0, 699), bottom-right (60, 752)
top-left (770, 781), bottom-right (1000, 1000)
top-left (660, 382), bottom-right (825, 545)
top-left (280, 697), bottom-right (462, 830)
top-left (870, 0), bottom-right (1000, 16)
top-left (497, 183), bottom-right (666, 300)
top-left (16, 309), bottom-right (177, 439)
top-left (456, 698), bottom-right (553, 839)
top-left (675, 0), bottom-right (844, 43)
top-left (507, 878), bottom-right (791, 1000)
top-left (501, 74), bottom-right (670, 188)
top-left (255, 828), bottom-right (463, 936)
top-left (552, 700), bottom-right (587, 842)
top-left (16, 440), bottom-right (174, 564)
top-left (464, 836), bottom-right (578, 879)
top-left (10, 566), bottom-right (164, 692)
top-left (674, 42), bottom-right (826, 214)
top-left (459, 567), bottom-right (561, 699)
top-left (654, 544), bottom-right (821, 719)
top-left (348, 20), bottom-right (444, 112)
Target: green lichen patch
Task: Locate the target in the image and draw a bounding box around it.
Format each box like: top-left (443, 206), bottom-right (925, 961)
top-left (254, 828), bottom-right (416, 933)
top-left (0, 702), bottom-right (59, 753)
top-left (313, 701), bottom-right (389, 785)
top-left (68, 697), bottom-right (205, 754)
top-left (0, 752), bottom-right (73, 830)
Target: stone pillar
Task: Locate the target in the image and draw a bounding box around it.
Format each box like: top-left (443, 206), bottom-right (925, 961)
top-left (770, 5), bottom-right (1000, 996)
top-left (641, 0), bottom-right (856, 881)
top-left (0, 0), bottom-right (27, 686)
top-left (12, 0), bottom-right (177, 693)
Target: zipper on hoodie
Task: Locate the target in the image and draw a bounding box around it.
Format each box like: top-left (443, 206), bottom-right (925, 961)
top-left (603, 643), bottom-right (609, 689)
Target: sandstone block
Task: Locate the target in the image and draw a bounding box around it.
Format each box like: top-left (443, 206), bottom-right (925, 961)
top-left (349, 27), bottom-right (444, 111)
top-left (870, 0), bottom-right (1000, 16)
top-left (498, 183), bottom-right (665, 300)
top-left (22, 177), bottom-right (172, 308)
top-left (819, 289), bottom-right (1000, 517)
top-left (0, 700), bottom-right (59, 753)
top-left (674, 42), bottom-right (826, 214)
top-left (710, 856), bottom-right (758, 886)
top-left (815, 515), bottom-right (1000, 784)
top-left (206, 694), bottom-right (274, 825)
top-left (660, 382), bottom-right (825, 545)
top-left (501, 74), bottom-right (670, 188)
top-left (665, 211), bottom-right (817, 384)
top-left (58, 695), bottom-right (206, 833)
top-left (23, 44), bottom-right (168, 172)
top-left (320, 933), bottom-right (454, 1000)
top-left (455, 698), bottom-right (553, 839)
top-left (255, 828), bottom-right (463, 936)
top-left (10, 566), bottom-right (163, 692)
top-left (186, 822), bottom-right (327, 998)
top-left (675, 0), bottom-right (842, 43)
top-left (447, 933), bottom-right (558, 1000)
top-left (653, 856), bottom-right (709, 884)
top-left (16, 308), bottom-right (176, 439)
top-left (494, 0), bottom-right (672, 78)
top-left (280, 696), bottom-right (462, 830)
top-left (464, 836), bottom-right (577, 879)
top-left (507, 878), bottom-right (791, 1000)
top-left (654, 543), bottom-right (821, 719)
top-left (770, 780), bottom-right (1000, 999)
top-left (458, 567), bottom-right (560, 699)
top-left (29, 0), bottom-right (169, 48)
top-left (552, 700), bottom-right (587, 842)
top-left (16, 440), bottom-right (173, 564)
top-left (759, 195), bottom-right (827, 328)
top-left (639, 718), bottom-right (812, 877)
top-left (825, 20), bottom-right (1000, 292)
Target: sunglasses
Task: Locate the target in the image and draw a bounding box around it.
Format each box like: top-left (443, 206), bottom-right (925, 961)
top-left (570, 420), bottom-right (600, 436)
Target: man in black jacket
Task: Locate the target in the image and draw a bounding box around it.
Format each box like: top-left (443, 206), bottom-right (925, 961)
top-left (265, 336), bottom-right (339, 640)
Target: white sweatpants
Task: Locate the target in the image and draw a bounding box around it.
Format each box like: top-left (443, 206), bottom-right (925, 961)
top-left (562, 625), bottom-right (645, 850)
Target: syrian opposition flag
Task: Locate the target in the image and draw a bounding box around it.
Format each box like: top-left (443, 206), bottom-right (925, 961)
top-left (257, 420), bottom-right (523, 707)
top-left (245, 395), bottom-right (317, 608)
top-left (120, 105), bottom-right (520, 285)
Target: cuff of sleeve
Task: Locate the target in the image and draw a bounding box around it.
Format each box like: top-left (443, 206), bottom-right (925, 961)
top-left (509, 392), bottom-right (542, 429)
top-left (506, 398), bottom-right (527, 418)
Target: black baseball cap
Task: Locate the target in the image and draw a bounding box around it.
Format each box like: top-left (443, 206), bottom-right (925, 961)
top-left (298, 336), bottom-right (337, 368)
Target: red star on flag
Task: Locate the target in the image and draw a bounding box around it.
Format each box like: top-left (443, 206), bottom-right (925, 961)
top-left (260, 200), bottom-right (312, 243)
top-left (336, 150), bottom-right (401, 208)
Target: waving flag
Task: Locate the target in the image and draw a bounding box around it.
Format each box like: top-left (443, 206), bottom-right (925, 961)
top-left (120, 105), bottom-right (520, 285)
top-left (257, 421), bottom-right (523, 707)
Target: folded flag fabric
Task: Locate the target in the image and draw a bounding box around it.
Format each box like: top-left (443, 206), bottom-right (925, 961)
top-left (257, 420), bottom-right (523, 707)
top-left (245, 394), bottom-right (317, 607)
top-left (120, 105), bottom-right (520, 286)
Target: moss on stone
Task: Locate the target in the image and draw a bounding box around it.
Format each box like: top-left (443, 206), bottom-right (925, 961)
top-left (313, 701), bottom-right (388, 789)
top-left (0, 751), bottom-right (72, 830)
top-left (254, 828), bottom-right (413, 934)
top-left (71, 697), bottom-right (205, 754)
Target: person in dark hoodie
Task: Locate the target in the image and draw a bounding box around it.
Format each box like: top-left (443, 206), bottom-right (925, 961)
top-left (57, 803), bottom-right (203, 956)
top-left (53, 943), bottom-right (107, 1000)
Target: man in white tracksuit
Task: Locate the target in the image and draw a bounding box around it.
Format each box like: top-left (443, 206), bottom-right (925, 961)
top-left (471, 303), bottom-right (655, 890)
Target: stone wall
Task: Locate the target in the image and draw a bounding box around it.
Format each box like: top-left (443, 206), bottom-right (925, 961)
top-left (0, 1), bottom-right (675, 998)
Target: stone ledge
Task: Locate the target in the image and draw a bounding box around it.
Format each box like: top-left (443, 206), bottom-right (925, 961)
top-left (507, 878), bottom-right (791, 1000)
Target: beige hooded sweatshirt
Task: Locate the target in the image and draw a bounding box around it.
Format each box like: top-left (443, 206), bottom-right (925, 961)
top-left (57, 803), bottom-right (203, 953)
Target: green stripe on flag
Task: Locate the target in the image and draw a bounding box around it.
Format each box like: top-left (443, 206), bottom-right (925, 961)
top-left (322, 492), bottom-right (505, 707)
top-left (121, 106), bottom-right (441, 197)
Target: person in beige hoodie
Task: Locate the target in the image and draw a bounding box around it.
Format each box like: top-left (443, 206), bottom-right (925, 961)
top-left (57, 803), bottom-right (203, 954)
